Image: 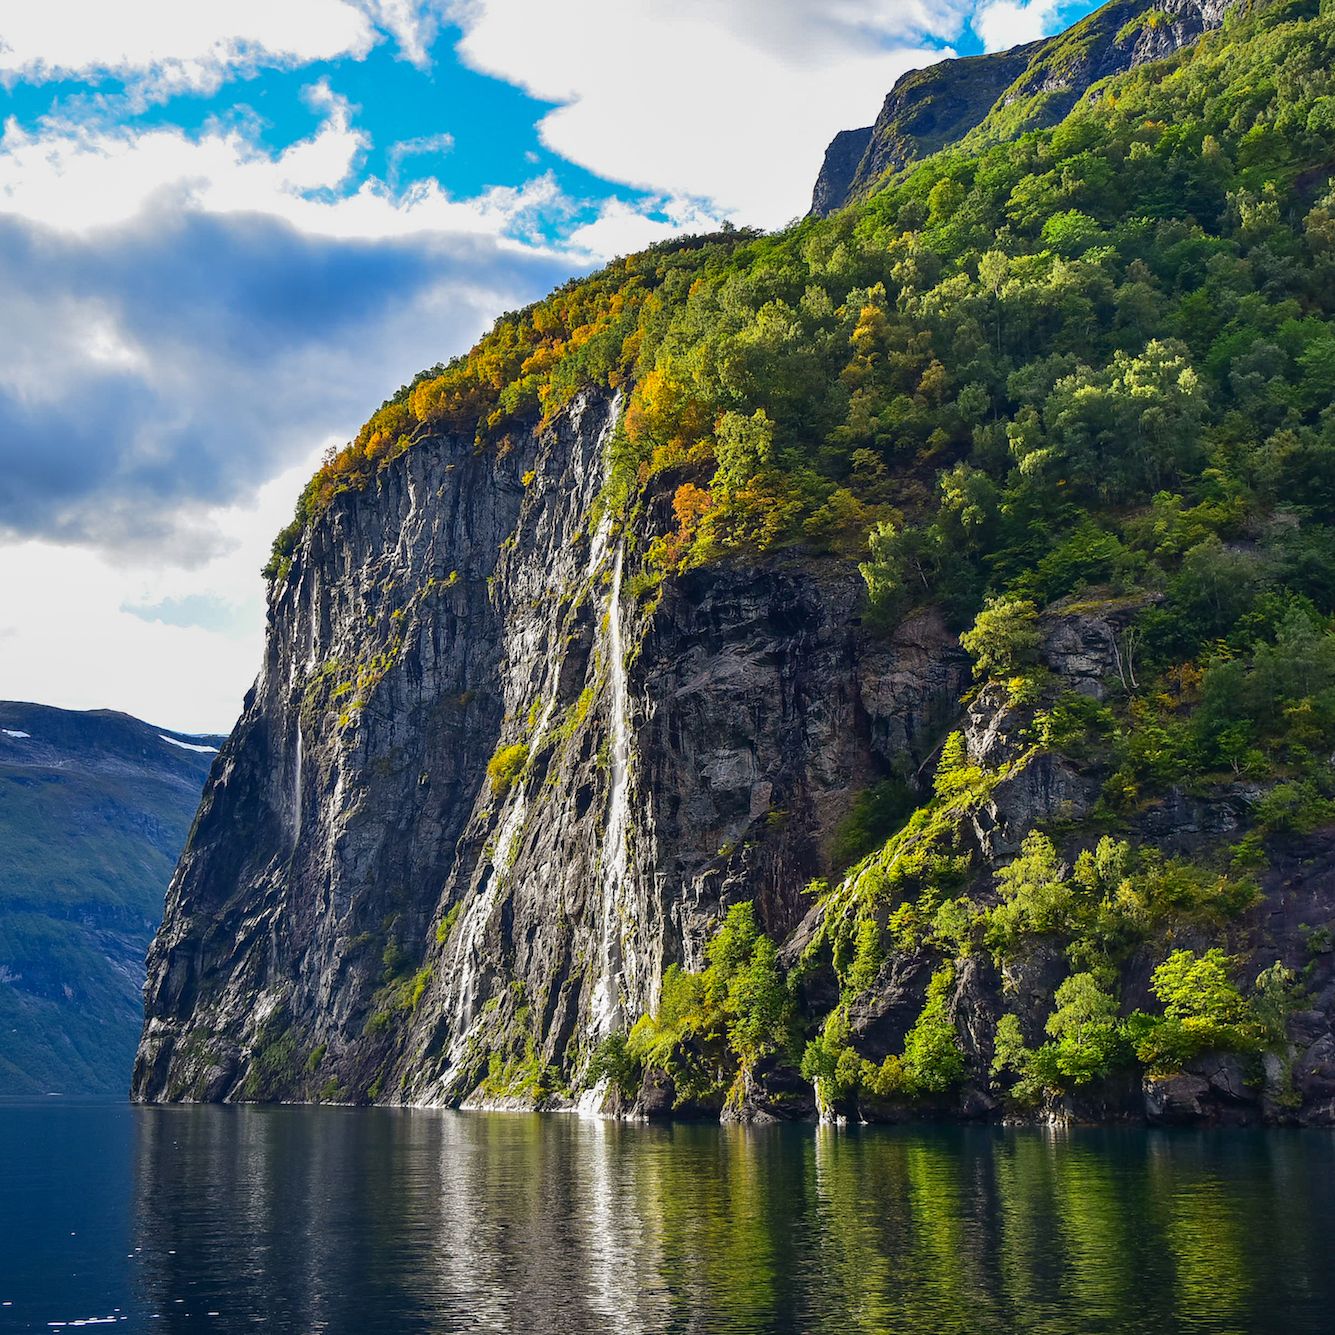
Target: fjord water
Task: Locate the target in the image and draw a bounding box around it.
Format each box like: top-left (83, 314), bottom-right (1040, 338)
top-left (2, 1104), bottom-right (1333, 1333)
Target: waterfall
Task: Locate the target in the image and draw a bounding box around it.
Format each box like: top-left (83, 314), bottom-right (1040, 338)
top-left (589, 542), bottom-right (629, 1042)
top-left (291, 726), bottom-right (304, 850)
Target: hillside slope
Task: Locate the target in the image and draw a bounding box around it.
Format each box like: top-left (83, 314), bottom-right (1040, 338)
top-left (812, 0), bottom-right (1240, 216)
top-left (137, 0), bottom-right (1335, 1125)
top-left (0, 703), bottom-right (221, 1095)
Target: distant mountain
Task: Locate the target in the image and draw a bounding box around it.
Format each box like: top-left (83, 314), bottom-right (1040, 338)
top-left (0, 702), bottom-right (222, 1096)
top-left (811, 0), bottom-right (1238, 215)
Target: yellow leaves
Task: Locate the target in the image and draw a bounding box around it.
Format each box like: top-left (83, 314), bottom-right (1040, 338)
top-left (850, 302), bottom-right (890, 358)
top-left (624, 364), bottom-right (712, 450)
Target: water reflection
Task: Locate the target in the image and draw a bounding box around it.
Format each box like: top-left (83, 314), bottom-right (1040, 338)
top-left (116, 1109), bottom-right (1335, 1333)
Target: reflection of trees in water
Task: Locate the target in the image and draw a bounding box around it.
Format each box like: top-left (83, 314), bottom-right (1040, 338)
top-left (637, 1123), bottom-right (802, 1331)
top-left (131, 1109), bottom-right (1333, 1333)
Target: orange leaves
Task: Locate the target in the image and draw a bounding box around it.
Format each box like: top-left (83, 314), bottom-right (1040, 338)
top-left (649, 481), bottom-right (715, 573)
top-left (673, 481), bottom-right (713, 533)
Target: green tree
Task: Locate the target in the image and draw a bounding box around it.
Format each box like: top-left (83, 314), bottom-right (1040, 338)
top-left (960, 596), bottom-right (1041, 679)
top-left (902, 965), bottom-right (965, 1094)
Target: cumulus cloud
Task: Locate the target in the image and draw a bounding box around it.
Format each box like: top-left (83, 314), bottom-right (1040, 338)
top-left (0, 0), bottom-right (432, 92)
top-left (446, 0), bottom-right (968, 228)
top-left (566, 196), bottom-right (726, 260)
top-left (0, 88), bottom-right (570, 241)
top-left (0, 211), bottom-right (577, 557)
top-left (0, 453), bottom-right (326, 733)
top-left (0, 86), bottom-right (588, 559)
top-left (973, 0), bottom-right (1067, 51)
top-left (386, 131), bottom-right (456, 187)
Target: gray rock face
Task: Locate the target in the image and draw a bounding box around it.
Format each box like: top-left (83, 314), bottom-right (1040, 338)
top-left (134, 391), bottom-right (968, 1105)
top-left (137, 442), bottom-right (1335, 1129)
top-left (810, 127), bottom-right (873, 219)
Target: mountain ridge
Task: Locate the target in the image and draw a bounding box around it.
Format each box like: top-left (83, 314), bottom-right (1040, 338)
top-left (811, 0), bottom-right (1241, 216)
top-left (0, 701), bottom-right (221, 1095)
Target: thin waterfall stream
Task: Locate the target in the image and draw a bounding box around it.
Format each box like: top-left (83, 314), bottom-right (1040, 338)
top-left (590, 542), bottom-right (630, 1042)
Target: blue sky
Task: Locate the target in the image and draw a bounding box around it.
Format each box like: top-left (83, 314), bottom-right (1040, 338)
top-left (0, 0), bottom-right (1094, 731)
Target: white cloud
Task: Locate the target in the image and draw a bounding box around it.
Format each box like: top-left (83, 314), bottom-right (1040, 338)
top-left (447, 0), bottom-right (965, 228)
top-left (0, 90), bottom-right (572, 244)
top-left (0, 0), bottom-right (420, 91)
top-left (362, 0), bottom-right (445, 67)
top-left (0, 83), bottom-right (589, 728)
top-left (566, 196), bottom-right (725, 259)
top-left (973, 0), bottom-right (1065, 50)
top-left (386, 131), bottom-right (456, 187)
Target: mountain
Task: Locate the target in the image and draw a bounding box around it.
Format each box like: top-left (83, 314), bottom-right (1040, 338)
top-left (812, 0), bottom-right (1237, 216)
top-left (0, 703), bottom-right (222, 1095)
top-left (137, 0), bottom-right (1335, 1126)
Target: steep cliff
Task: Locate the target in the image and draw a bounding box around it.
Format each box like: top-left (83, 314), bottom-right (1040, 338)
top-left (138, 0), bottom-right (1335, 1125)
top-left (134, 388), bottom-right (967, 1106)
top-left (811, 0), bottom-right (1240, 216)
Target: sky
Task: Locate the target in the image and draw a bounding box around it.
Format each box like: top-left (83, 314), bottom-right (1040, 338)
top-left (0, 0), bottom-right (1094, 734)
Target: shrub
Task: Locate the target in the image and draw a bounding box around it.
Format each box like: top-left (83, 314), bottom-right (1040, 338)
top-left (1132, 947), bottom-right (1256, 1072)
top-left (586, 1032), bottom-right (641, 1096)
top-left (986, 831), bottom-right (1075, 954)
top-left (960, 596), bottom-right (1041, 680)
top-left (486, 742), bottom-right (529, 796)
top-left (436, 903), bottom-right (462, 945)
top-left (901, 965), bottom-right (965, 1094)
top-left (830, 779), bottom-right (915, 871)
top-left (844, 917), bottom-right (885, 996)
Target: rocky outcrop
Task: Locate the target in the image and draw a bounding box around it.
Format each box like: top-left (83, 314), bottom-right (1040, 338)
top-left (134, 391), bottom-right (968, 1106)
top-left (772, 600), bottom-right (1335, 1128)
top-left (810, 127), bottom-right (874, 220)
top-left (811, 42), bottom-right (1036, 217)
top-left (811, 0), bottom-right (1240, 216)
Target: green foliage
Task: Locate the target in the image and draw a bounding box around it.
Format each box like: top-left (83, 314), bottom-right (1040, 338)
top-left (242, 1014), bottom-right (300, 1101)
top-left (900, 965), bottom-right (966, 1093)
top-left (961, 597), bottom-right (1041, 679)
top-left (844, 917), bottom-right (886, 997)
top-left (436, 903), bottom-right (462, 945)
top-left (401, 966), bottom-right (433, 1012)
top-left (804, 965), bottom-right (965, 1104)
top-left (830, 779), bottom-right (915, 871)
top-left (481, 1046), bottom-right (560, 1102)
top-left (1042, 971), bottom-right (1126, 1082)
top-left (585, 1032), bottom-right (641, 1096)
top-left (627, 901), bottom-right (796, 1105)
top-left (269, 0), bottom-right (1335, 679)
top-left (993, 970), bottom-right (1129, 1101)
top-left (1030, 692), bottom-right (1115, 754)
top-left (1130, 948), bottom-right (1271, 1073)
top-left (987, 830), bottom-right (1076, 952)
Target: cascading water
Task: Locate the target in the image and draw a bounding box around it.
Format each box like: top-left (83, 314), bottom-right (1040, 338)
top-left (589, 542), bottom-right (630, 1041)
top-left (291, 726), bottom-right (304, 850)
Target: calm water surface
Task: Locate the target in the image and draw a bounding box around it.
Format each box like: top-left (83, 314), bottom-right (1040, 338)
top-left (1, 1102), bottom-right (1332, 1333)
